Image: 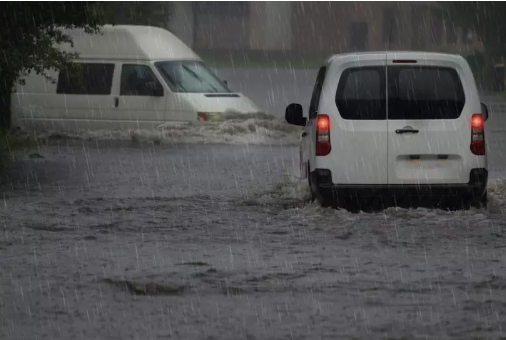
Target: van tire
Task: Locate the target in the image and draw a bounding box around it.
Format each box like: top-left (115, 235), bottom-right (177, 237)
top-left (469, 192), bottom-right (488, 210)
top-left (316, 194), bottom-right (337, 209)
top-left (307, 164), bottom-right (316, 203)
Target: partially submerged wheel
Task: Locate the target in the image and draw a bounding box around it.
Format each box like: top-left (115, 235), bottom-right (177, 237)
top-left (316, 195), bottom-right (334, 208)
top-left (307, 164), bottom-right (317, 203)
top-left (470, 192), bottom-right (488, 210)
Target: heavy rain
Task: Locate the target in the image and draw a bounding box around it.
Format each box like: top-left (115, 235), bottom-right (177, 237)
top-left (1, 1), bottom-right (506, 339)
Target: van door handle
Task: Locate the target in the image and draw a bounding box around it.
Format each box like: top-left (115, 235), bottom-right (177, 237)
top-left (396, 128), bottom-right (419, 134)
top-left (302, 132), bottom-right (308, 137)
top-left (114, 97), bottom-right (119, 108)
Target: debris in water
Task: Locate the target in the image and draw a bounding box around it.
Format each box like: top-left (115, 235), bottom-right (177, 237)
top-left (130, 130), bottom-right (140, 144)
top-left (177, 261), bottom-right (210, 267)
top-left (335, 231), bottom-right (353, 240)
top-left (29, 153), bottom-right (44, 159)
top-left (103, 278), bottom-right (188, 296)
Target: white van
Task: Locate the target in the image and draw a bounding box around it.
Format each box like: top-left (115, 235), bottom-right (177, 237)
top-left (11, 25), bottom-right (263, 131)
top-left (285, 52), bottom-right (489, 210)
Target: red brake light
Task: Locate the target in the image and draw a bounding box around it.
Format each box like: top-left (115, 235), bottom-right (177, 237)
top-left (317, 115), bottom-right (329, 130)
top-left (470, 114), bottom-right (485, 155)
top-left (197, 112), bottom-right (208, 121)
top-left (316, 114), bottom-right (331, 156)
top-left (471, 114), bottom-right (483, 129)
top-left (471, 141), bottom-right (485, 155)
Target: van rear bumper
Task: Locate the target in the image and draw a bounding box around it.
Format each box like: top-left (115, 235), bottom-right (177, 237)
top-left (310, 168), bottom-right (488, 200)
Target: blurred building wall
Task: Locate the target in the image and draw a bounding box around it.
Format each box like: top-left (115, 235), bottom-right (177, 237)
top-left (170, 1), bottom-right (482, 57)
top-left (168, 1), bottom-right (194, 47)
top-left (289, 1), bottom-right (482, 55)
top-left (249, 2), bottom-right (292, 50)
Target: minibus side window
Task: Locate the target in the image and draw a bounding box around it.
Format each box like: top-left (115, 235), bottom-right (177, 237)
top-left (56, 63), bottom-right (114, 95)
top-left (120, 65), bottom-right (163, 96)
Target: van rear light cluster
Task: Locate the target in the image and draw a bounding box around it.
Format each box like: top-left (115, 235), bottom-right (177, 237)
top-left (470, 113), bottom-right (485, 155)
top-left (316, 114), bottom-right (331, 156)
top-left (197, 112), bottom-right (208, 121)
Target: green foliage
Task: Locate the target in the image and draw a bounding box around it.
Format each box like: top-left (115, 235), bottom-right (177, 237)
top-left (0, 2), bottom-right (172, 127)
top-left (0, 128), bottom-right (33, 155)
top-left (0, 2), bottom-right (106, 95)
top-left (0, 2), bottom-right (172, 94)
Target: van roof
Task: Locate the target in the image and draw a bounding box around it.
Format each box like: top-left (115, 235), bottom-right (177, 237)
top-left (327, 51), bottom-right (465, 64)
top-left (59, 25), bottom-right (201, 61)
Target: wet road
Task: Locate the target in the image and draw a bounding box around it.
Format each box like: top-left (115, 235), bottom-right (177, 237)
top-left (218, 68), bottom-right (316, 118)
top-left (2, 70), bottom-right (506, 339)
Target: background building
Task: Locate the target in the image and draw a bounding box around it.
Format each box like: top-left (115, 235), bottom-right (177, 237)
top-left (168, 1), bottom-right (482, 58)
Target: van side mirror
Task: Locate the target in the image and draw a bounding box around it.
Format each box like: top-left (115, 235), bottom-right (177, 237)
top-left (146, 81), bottom-right (164, 97)
top-left (285, 103), bottom-right (306, 126)
top-left (481, 102), bottom-right (489, 121)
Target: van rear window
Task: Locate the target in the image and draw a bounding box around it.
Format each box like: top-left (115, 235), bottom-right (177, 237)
top-left (387, 66), bottom-right (465, 120)
top-left (335, 67), bottom-right (386, 120)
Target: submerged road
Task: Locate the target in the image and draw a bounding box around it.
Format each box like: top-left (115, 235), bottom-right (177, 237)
top-left (1, 69), bottom-right (506, 339)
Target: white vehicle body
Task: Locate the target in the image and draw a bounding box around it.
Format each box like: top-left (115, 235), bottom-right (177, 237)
top-left (286, 52), bottom-right (489, 209)
top-left (11, 25), bottom-right (262, 131)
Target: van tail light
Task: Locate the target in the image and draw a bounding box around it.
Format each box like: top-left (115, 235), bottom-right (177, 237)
top-left (316, 114), bottom-right (331, 156)
top-left (470, 114), bottom-right (485, 155)
top-left (197, 112), bottom-right (208, 121)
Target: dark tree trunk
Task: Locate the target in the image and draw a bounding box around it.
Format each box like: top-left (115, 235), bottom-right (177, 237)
top-left (0, 78), bottom-right (12, 129)
top-left (0, 94), bottom-right (11, 129)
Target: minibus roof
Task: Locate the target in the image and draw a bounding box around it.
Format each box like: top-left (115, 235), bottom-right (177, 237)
top-left (59, 25), bottom-right (201, 61)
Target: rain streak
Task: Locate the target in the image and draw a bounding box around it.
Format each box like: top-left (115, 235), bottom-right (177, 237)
top-left (2, 2), bottom-right (506, 340)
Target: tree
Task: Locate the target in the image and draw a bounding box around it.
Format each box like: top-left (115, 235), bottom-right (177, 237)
top-left (0, 2), bottom-right (106, 127)
top-left (0, 2), bottom-right (172, 128)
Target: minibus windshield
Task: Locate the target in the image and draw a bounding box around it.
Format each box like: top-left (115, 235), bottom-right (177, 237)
top-left (155, 60), bottom-right (231, 93)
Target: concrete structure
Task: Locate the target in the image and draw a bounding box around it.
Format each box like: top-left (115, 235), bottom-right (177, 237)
top-left (168, 2), bottom-right (294, 52)
top-left (168, 1), bottom-right (482, 57)
top-left (168, 2), bottom-right (195, 48)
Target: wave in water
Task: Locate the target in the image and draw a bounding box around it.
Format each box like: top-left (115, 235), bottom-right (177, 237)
top-left (14, 117), bottom-right (302, 146)
top-left (242, 172), bottom-right (506, 215)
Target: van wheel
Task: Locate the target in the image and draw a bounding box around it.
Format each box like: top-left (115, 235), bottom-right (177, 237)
top-left (307, 164), bottom-right (316, 202)
top-left (307, 164), bottom-right (339, 209)
top-left (317, 194), bottom-right (337, 209)
top-left (470, 192), bottom-right (488, 210)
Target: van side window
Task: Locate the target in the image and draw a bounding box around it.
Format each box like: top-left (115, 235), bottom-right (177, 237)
top-left (335, 66), bottom-right (386, 120)
top-left (56, 63), bottom-right (114, 95)
top-left (120, 65), bottom-right (162, 96)
top-left (309, 66), bottom-right (327, 119)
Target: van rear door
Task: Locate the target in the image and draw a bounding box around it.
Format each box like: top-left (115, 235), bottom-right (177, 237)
top-left (386, 54), bottom-right (475, 185)
top-left (321, 54), bottom-right (388, 185)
